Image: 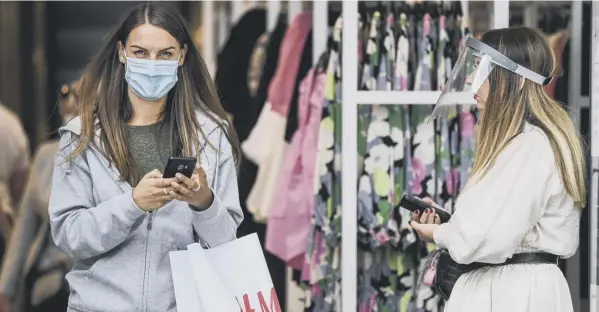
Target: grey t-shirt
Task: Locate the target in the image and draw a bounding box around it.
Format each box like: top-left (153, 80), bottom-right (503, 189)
top-left (125, 120), bottom-right (173, 185)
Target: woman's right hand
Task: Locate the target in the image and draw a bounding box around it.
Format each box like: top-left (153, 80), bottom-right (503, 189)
top-left (411, 197), bottom-right (442, 225)
top-left (0, 293), bottom-right (11, 312)
top-left (132, 169), bottom-right (176, 211)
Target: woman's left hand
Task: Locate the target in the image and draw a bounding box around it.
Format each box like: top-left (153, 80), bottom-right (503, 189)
top-left (409, 221), bottom-right (440, 243)
top-left (169, 164), bottom-right (214, 210)
top-left (409, 197), bottom-right (443, 243)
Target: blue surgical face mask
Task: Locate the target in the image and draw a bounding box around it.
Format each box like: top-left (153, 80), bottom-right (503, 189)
top-left (124, 50), bottom-right (180, 101)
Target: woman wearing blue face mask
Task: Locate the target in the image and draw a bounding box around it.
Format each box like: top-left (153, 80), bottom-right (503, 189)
top-left (48, 3), bottom-right (243, 312)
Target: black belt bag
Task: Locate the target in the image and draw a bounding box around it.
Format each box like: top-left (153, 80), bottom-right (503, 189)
top-left (421, 250), bottom-right (559, 300)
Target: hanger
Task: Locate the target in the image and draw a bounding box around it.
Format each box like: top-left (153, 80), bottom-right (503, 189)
top-left (453, 1), bottom-right (463, 17)
top-left (413, 0), bottom-right (425, 19)
top-left (426, 1), bottom-right (439, 18)
top-left (376, 1), bottom-right (392, 16)
top-left (359, 2), bottom-right (368, 22)
top-left (393, 1), bottom-right (405, 16)
top-left (403, 0), bottom-right (415, 15)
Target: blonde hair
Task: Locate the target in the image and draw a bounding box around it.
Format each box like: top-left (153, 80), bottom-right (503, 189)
top-left (469, 27), bottom-right (586, 208)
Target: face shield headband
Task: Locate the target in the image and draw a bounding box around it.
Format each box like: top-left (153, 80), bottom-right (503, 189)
top-left (429, 37), bottom-right (552, 122)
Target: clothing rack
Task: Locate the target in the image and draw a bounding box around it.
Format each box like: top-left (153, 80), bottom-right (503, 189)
top-left (202, 1), bottom-right (318, 77)
top-left (339, 1), bottom-right (509, 310)
top-left (201, 1), bottom-right (594, 311)
top-left (202, 0), bottom-right (264, 78)
top-left (340, 1), bottom-right (594, 311)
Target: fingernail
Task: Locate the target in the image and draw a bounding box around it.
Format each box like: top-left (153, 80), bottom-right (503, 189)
top-left (414, 210), bottom-right (419, 215)
top-left (435, 214), bottom-right (439, 219)
top-left (425, 209), bottom-right (430, 213)
top-left (408, 220), bottom-right (412, 226)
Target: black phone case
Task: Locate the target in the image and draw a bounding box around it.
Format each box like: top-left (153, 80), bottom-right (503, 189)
top-left (163, 157), bottom-right (196, 179)
top-left (399, 195), bottom-right (452, 223)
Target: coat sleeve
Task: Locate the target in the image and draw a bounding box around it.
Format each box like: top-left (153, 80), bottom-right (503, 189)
top-left (191, 128), bottom-right (243, 247)
top-left (433, 130), bottom-right (559, 264)
top-left (0, 143), bottom-right (55, 298)
top-left (49, 132), bottom-right (146, 261)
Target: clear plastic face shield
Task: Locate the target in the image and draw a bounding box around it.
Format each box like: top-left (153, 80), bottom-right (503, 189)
top-left (430, 37), bottom-right (551, 121)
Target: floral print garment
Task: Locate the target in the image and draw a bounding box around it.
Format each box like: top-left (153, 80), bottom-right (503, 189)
top-left (407, 13), bottom-right (443, 312)
top-left (354, 10), bottom-right (471, 312)
top-left (301, 17), bottom-right (343, 312)
top-left (300, 10), bottom-right (471, 312)
top-left (355, 10), bottom-right (422, 312)
top-left (437, 15), bottom-right (478, 214)
top-left (458, 27), bottom-right (477, 205)
top-left (358, 104), bottom-right (418, 312)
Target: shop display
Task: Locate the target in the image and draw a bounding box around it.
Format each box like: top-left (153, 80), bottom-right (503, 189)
top-left (211, 1), bottom-right (590, 312)
top-left (357, 3), bottom-right (476, 312)
top-left (299, 18), bottom-right (343, 311)
top-left (218, 2), bottom-right (475, 311)
top-left (215, 8), bottom-right (289, 308)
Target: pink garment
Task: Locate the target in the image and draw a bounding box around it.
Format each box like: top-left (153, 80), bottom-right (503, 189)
top-left (265, 69), bottom-right (326, 269)
top-left (243, 12), bottom-right (314, 222)
top-left (267, 12), bottom-right (312, 116)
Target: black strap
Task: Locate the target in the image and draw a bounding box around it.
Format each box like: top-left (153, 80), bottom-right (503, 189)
top-left (463, 252), bottom-right (559, 273)
top-left (542, 76), bottom-right (554, 85)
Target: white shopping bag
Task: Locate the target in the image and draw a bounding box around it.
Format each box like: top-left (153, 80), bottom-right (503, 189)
top-left (169, 251), bottom-right (202, 312)
top-left (171, 233), bottom-right (281, 312)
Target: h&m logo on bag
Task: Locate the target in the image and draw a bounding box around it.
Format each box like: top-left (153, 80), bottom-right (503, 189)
top-left (235, 287), bottom-right (281, 312)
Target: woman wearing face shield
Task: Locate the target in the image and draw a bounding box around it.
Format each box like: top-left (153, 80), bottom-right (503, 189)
top-left (409, 27), bottom-right (585, 312)
top-left (0, 82), bottom-right (79, 312)
top-left (48, 3), bottom-right (243, 312)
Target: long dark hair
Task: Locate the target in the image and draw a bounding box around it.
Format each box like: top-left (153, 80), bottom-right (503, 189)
top-left (69, 2), bottom-right (240, 185)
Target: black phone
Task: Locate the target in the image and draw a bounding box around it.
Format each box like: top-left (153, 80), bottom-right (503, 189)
top-left (163, 157), bottom-right (197, 179)
top-left (399, 194), bottom-right (452, 223)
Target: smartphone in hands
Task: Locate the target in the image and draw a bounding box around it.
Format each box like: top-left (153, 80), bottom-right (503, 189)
top-left (163, 157), bottom-right (197, 179)
top-left (399, 194), bottom-right (452, 223)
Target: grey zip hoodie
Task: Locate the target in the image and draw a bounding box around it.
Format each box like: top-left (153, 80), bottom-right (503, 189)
top-left (49, 112), bottom-right (243, 312)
